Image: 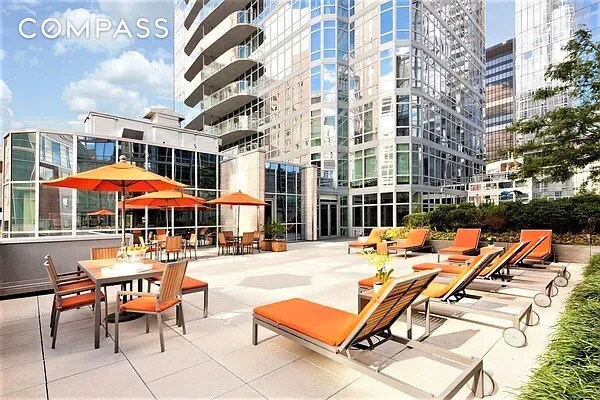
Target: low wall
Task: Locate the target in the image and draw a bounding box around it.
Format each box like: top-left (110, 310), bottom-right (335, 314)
top-left (424, 240), bottom-right (600, 263)
top-left (0, 234), bottom-right (126, 297)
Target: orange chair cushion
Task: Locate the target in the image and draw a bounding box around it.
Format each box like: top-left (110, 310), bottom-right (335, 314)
top-left (453, 229), bottom-right (481, 249)
top-left (520, 230), bottom-right (552, 259)
top-left (348, 241), bottom-right (377, 248)
top-left (438, 246), bottom-right (474, 255)
top-left (422, 282), bottom-right (452, 298)
top-left (58, 279), bottom-right (95, 292)
top-left (447, 254), bottom-right (473, 263)
top-left (57, 292), bottom-right (103, 310)
top-left (403, 229), bottom-right (429, 247)
top-left (120, 297), bottom-right (179, 313)
top-left (254, 298), bottom-right (358, 346)
top-left (413, 263), bottom-right (467, 275)
top-left (182, 277), bottom-right (208, 291)
top-left (358, 276), bottom-right (380, 288)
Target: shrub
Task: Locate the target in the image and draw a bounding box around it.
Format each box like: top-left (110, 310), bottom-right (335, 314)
top-left (518, 254), bottom-right (600, 400)
top-left (403, 212), bottom-right (430, 227)
top-left (263, 221), bottom-right (286, 240)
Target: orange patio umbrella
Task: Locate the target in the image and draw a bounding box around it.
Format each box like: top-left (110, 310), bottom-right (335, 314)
top-left (44, 156), bottom-right (187, 245)
top-left (122, 190), bottom-right (209, 235)
top-left (206, 191), bottom-right (267, 236)
top-left (87, 209), bottom-right (116, 216)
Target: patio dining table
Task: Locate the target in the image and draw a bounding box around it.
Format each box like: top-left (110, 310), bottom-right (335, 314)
top-left (77, 257), bottom-right (166, 349)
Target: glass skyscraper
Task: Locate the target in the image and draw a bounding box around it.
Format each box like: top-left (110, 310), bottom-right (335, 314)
top-left (485, 39), bottom-right (515, 163)
top-left (175, 0), bottom-right (485, 237)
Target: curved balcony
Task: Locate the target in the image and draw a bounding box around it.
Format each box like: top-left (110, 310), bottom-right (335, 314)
top-left (201, 81), bottom-right (257, 118)
top-left (184, 0), bottom-right (204, 29)
top-left (185, 0), bottom-right (252, 55)
top-left (185, 11), bottom-right (258, 80)
top-left (185, 45), bottom-right (259, 107)
top-left (204, 115), bottom-right (259, 144)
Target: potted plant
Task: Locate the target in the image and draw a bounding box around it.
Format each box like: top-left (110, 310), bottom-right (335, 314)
top-left (262, 221), bottom-right (288, 252)
top-left (381, 228), bottom-right (401, 242)
top-left (361, 251), bottom-right (394, 293)
top-left (485, 236), bottom-right (497, 247)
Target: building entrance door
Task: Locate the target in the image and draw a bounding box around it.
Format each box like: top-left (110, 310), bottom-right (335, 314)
top-left (318, 202), bottom-right (338, 238)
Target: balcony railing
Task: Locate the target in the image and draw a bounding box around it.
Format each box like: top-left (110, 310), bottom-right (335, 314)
top-left (189, 44), bottom-right (256, 84)
top-left (187, 10), bottom-right (253, 58)
top-left (200, 80), bottom-right (256, 111)
top-left (188, 0), bottom-right (226, 33)
top-left (204, 115), bottom-right (259, 137)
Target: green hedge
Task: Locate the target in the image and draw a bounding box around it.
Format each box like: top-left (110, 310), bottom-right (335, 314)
top-left (416, 193), bottom-right (600, 234)
top-left (518, 254), bottom-right (600, 400)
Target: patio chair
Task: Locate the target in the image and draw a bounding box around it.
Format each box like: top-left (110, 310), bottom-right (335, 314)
top-left (156, 228), bottom-right (166, 236)
top-left (241, 232), bottom-right (254, 254)
top-left (146, 272), bottom-right (209, 319)
top-left (44, 255), bottom-right (107, 349)
top-left (252, 270), bottom-right (492, 399)
top-left (198, 227), bottom-right (208, 245)
top-left (45, 254), bottom-right (95, 332)
top-left (387, 228), bottom-right (429, 258)
top-left (164, 236), bottom-right (183, 261)
top-left (347, 228), bottom-right (387, 254)
top-left (184, 233), bottom-right (198, 259)
top-left (140, 236), bottom-right (159, 259)
top-left (437, 228), bottom-right (481, 260)
top-left (90, 247), bottom-right (119, 260)
top-left (358, 250), bottom-right (538, 348)
top-left (253, 231), bottom-right (261, 253)
top-left (115, 260), bottom-right (188, 353)
top-left (218, 233), bottom-right (234, 255)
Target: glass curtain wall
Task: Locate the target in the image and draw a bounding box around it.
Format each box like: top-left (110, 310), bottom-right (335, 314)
top-left (264, 161), bottom-right (304, 241)
top-left (1, 131), bottom-right (218, 238)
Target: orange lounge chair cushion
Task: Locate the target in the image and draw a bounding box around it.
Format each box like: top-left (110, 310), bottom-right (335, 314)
top-left (348, 241), bottom-right (377, 248)
top-left (391, 229), bottom-right (428, 249)
top-left (56, 292), bottom-right (103, 310)
top-left (120, 297), bottom-right (179, 313)
top-left (358, 276), bottom-right (380, 287)
top-left (438, 246), bottom-right (475, 254)
top-left (254, 298), bottom-right (358, 346)
top-left (413, 263), bottom-right (467, 275)
top-left (58, 279), bottom-right (95, 292)
top-left (447, 254), bottom-right (473, 263)
top-left (453, 229), bottom-right (481, 249)
top-left (520, 230), bottom-right (552, 259)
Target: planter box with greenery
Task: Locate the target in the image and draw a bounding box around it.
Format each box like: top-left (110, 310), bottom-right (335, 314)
top-left (263, 221), bottom-right (287, 252)
top-left (518, 254), bottom-right (600, 399)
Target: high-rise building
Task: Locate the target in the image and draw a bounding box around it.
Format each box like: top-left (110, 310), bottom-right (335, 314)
top-left (175, 0), bottom-right (486, 237)
top-left (515, 0), bottom-right (599, 197)
top-left (485, 39), bottom-right (515, 163)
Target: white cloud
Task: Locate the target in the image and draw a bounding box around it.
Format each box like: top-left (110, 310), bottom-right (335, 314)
top-left (62, 50), bottom-right (174, 120)
top-left (0, 49), bottom-right (6, 61)
top-left (2, 0), bottom-right (40, 15)
top-left (154, 47), bottom-right (172, 61)
top-left (13, 51), bottom-right (40, 67)
top-left (97, 0), bottom-right (173, 24)
top-left (0, 80), bottom-right (15, 132)
top-left (52, 8), bottom-right (133, 55)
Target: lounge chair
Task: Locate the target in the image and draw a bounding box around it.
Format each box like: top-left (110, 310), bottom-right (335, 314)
top-left (437, 228), bottom-right (481, 261)
top-left (413, 241), bottom-right (558, 307)
top-left (508, 231), bottom-right (570, 287)
top-left (387, 228), bottom-right (429, 258)
top-left (359, 250), bottom-right (538, 348)
top-left (347, 228), bottom-right (387, 254)
top-left (253, 270), bottom-right (492, 399)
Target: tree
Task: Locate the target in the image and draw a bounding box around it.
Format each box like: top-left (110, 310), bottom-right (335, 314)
top-left (509, 29), bottom-right (600, 184)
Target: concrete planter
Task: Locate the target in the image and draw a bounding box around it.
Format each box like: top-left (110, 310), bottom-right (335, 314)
top-left (260, 240), bottom-right (288, 252)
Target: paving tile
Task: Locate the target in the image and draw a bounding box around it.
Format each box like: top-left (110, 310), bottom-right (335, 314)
top-left (0, 317), bottom-right (40, 336)
top-left (47, 360), bottom-right (148, 399)
top-left (0, 384), bottom-right (46, 400)
top-left (301, 352), bottom-right (362, 383)
top-left (216, 343), bottom-right (298, 383)
top-left (0, 327), bottom-right (41, 351)
top-left (327, 384), bottom-right (379, 400)
top-left (120, 329), bottom-right (210, 382)
top-left (0, 298), bottom-right (39, 324)
top-left (148, 360), bottom-right (244, 399)
top-left (0, 361), bottom-right (45, 396)
top-left (249, 359), bottom-right (348, 399)
top-left (191, 324), bottom-right (250, 358)
top-left (0, 342), bottom-right (43, 370)
top-left (216, 385), bottom-right (265, 399)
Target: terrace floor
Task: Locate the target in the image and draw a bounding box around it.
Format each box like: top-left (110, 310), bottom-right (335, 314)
top-left (0, 240), bottom-right (584, 399)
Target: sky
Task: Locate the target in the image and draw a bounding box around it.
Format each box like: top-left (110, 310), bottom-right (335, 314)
top-left (0, 0), bottom-right (516, 133)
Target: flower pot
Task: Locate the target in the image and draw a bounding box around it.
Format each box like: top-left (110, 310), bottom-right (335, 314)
top-left (260, 240), bottom-right (272, 251)
top-left (373, 282), bottom-right (383, 293)
top-left (271, 240), bottom-right (287, 252)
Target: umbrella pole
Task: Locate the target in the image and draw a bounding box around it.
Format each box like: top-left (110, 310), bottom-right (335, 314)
top-left (237, 205), bottom-right (240, 237)
top-left (121, 186), bottom-right (126, 247)
top-left (165, 207), bottom-right (169, 236)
